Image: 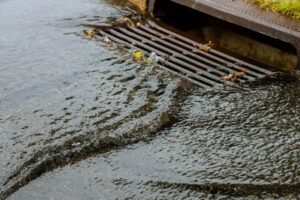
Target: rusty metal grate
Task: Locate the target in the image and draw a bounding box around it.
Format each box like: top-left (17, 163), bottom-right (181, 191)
top-left (96, 21), bottom-right (273, 88)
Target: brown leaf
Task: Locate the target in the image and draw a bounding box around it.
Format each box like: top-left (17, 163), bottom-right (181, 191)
top-left (220, 68), bottom-right (246, 82)
top-left (195, 41), bottom-right (214, 52)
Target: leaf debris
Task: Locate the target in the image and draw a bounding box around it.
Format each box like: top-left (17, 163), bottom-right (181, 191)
top-left (83, 28), bottom-right (95, 39)
top-left (220, 68), bottom-right (247, 82)
top-left (194, 41), bottom-right (215, 52)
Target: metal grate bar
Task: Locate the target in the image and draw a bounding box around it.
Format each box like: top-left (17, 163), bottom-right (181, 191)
top-left (107, 29), bottom-right (222, 86)
top-left (96, 21), bottom-right (273, 88)
top-left (115, 28), bottom-right (224, 82)
top-left (138, 24), bottom-right (258, 79)
top-left (98, 30), bottom-right (215, 88)
top-left (148, 21), bottom-right (272, 75)
top-left (128, 25), bottom-right (255, 80)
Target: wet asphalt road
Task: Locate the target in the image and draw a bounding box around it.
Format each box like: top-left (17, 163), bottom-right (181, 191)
top-left (1, 0), bottom-right (300, 199)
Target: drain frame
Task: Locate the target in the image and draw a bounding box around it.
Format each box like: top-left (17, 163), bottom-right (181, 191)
top-left (148, 0), bottom-right (300, 70)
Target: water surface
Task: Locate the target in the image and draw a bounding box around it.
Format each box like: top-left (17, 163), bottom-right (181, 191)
top-left (1, 0), bottom-right (300, 199)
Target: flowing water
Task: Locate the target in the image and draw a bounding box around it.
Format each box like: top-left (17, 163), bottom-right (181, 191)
top-left (1, 0), bottom-right (300, 199)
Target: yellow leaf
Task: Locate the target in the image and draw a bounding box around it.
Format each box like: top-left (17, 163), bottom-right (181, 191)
top-left (84, 28), bottom-right (95, 39)
top-left (132, 51), bottom-right (144, 62)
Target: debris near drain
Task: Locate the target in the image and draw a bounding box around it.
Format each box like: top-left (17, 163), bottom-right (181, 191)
top-left (130, 50), bottom-right (160, 64)
top-left (99, 16), bottom-right (142, 28)
top-left (220, 68), bottom-right (246, 82)
top-left (83, 16), bottom-right (142, 36)
top-left (86, 20), bottom-right (273, 88)
top-left (103, 35), bottom-right (112, 44)
top-left (83, 28), bottom-right (95, 39)
top-left (118, 16), bottom-right (142, 27)
top-left (131, 50), bottom-right (144, 62)
top-left (147, 52), bottom-right (160, 64)
top-left (194, 41), bottom-right (215, 52)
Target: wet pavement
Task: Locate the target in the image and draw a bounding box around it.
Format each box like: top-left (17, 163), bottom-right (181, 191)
top-left (1, 0), bottom-right (300, 199)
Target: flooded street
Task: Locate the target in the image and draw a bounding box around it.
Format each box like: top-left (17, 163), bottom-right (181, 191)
top-left (1, 0), bottom-right (300, 199)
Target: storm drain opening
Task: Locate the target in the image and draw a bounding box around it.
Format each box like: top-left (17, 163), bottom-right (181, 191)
top-left (95, 20), bottom-right (274, 89)
top-left (151, 0), bottom-right (298, 72)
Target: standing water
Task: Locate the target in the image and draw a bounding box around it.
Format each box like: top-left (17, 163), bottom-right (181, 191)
top-left (0, 0), bottom-right (300, 199)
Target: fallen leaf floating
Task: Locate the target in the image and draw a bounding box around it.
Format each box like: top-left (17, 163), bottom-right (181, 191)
top-left (84, 28), bottom-right (95, 39)
top-left (220, 68), bottom-right (246, 82)
top-left (131, 51), bottom-right (144, 62)
top-left (194, 41), bottom-right (215, 52)
top-left (130, 51), bottom-right (160, 64)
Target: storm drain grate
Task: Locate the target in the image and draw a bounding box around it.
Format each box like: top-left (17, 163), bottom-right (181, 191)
top-left (96, 21), bottom-right (273, 88)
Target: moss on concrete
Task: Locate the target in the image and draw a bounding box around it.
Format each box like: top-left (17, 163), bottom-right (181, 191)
top-left (248, 0), bottom-right (300, 19)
